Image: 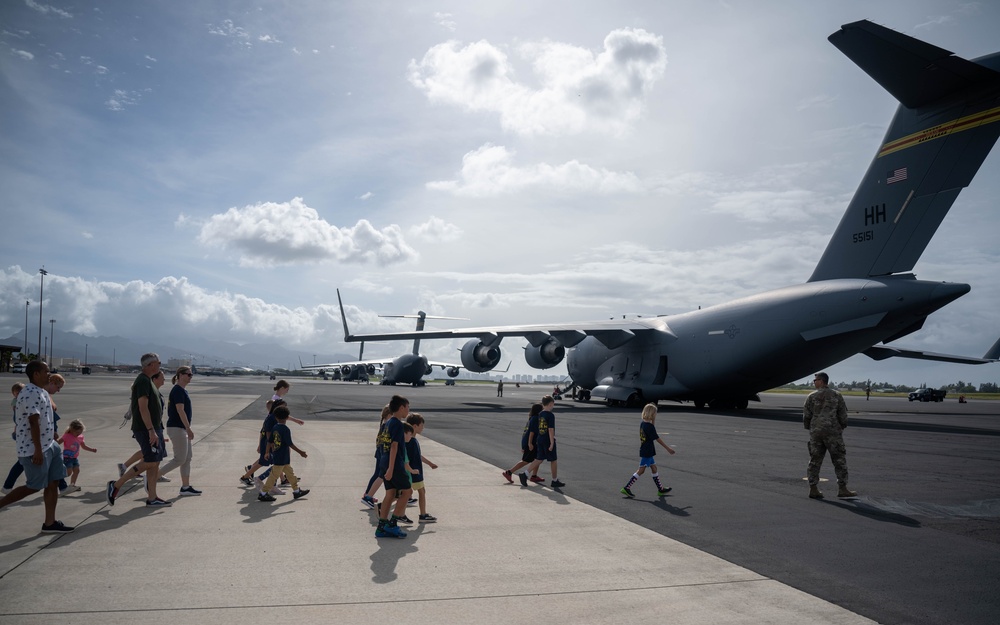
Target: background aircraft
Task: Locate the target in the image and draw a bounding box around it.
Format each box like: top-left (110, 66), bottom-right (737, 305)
top-left (304, 298), bottom-right (465, 386)
top-left (336, 20), bottom-right (1000, 408)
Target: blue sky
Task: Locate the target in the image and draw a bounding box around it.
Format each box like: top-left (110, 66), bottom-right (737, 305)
top-left (1, 0), bottom-right (998, 387)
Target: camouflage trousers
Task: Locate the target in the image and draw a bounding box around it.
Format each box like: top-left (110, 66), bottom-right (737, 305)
top-left (807, 432), bottom-right (848, 487)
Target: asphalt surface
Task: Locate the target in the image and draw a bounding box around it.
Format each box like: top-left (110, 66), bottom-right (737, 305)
top-left (277, 379), bottom-right (1000, 625)
top-left (1, 373), bottom-right (997, 625)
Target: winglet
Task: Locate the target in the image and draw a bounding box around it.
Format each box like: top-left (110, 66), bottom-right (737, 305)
top-left (984, 336), bottom-right (1000, 360)
top-left (337, 288), bottom-right (353, 340)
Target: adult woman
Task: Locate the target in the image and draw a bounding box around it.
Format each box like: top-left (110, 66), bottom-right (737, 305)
top-left (160, 366), bottom-right (200, 495)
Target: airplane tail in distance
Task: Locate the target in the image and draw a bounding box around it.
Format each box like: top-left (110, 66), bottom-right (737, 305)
top-left (809, 20), bottom-right (1000, 282)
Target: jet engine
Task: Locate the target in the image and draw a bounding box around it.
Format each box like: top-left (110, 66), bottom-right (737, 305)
top-left (524, 337), bottom-right (565, 370)
top-left (366, 364), bottom-right (376, 375)
top-left (461, 339), bottom-right (502, 372)
top-left (446, 367), bottom-right (460, 378)
top-left (341, 365), bottom-right (352, 376)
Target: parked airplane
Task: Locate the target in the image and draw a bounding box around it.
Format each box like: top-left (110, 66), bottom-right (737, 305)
top-left (336, 20), bottom-right (1000, 408)
top-left (304, 304), bottom-right (465, 386)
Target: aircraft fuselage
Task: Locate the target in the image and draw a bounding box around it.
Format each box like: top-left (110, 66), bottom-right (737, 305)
top-left (569, 276), bottom-right (969, 404)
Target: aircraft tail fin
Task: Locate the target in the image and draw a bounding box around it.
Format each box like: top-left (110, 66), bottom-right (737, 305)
top-left (809, 21), bottom-right (1000, 282)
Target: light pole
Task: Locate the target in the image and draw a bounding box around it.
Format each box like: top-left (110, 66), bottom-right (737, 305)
top-left (37, 268), bottom-right (47, 361)
top-left (23, 300), bottom-right (29, 356)
top-left (49, 319), bottom-right (55, 365)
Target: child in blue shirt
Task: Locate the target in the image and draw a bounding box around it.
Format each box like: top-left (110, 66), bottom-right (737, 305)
top-left (405, 413), bottom-right (438, 523)
top-left (258, 406), bottom-right (309, 502)
top-left (621, 403), bottom-right (675, 498)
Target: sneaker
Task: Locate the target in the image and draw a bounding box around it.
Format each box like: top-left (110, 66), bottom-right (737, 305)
top-left (375, 526), bottom-right (390, 538)
top-left (293, 489), bottom-right (310, 499)
top-left (419, 513), bottom-right (437, 523)
top-left (240, 475), bottom-right (254, 486)
top-left (280, 476), bottom-right (290, 486)
top-left (268, 487), bottom-right (285, 496)
top-left (551, 479), bottom-right (566, 488)
top-left (253, 476), bottom-right (264, 492)
top-left (41, 520), bottom-right (75, 534)
top-left (361, 495), bottom-right (377, 509)
top-left (657, 487), bottom-right (672, 496)
top-left (158, 475), bottom-right (171, 482)
top-left (407, 497), bottom-right (417, 506)
top-left (502, 470), bottom-right (513, 483)
top-left (145, 498), bottom-right (172, 507)
top-left (384, 523), bottom-right (407, 538)
top-left (621, 487), bottom-right (635, 498)
top-left (518, 472), bottom-right (528, 486)
top-left (106, 480), bottom-right (118, 506)
top-left (117, 463), bottom-right (127, 477)
top-left (529, 475), bottom-right (545, 483)
top-left (257, 493), bottom-right (276, 502)
top-left (64, 484), bottom-right (81, 493)
top-left (1, 486), bottom-right (11, 495)
top-left (179, 486), bottom-right (202, 496)
top-left (393, 514), bottom-right (414, 524)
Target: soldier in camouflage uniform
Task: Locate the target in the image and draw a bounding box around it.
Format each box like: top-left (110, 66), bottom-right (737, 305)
top-left (803, 372), bottom-right (857, 499)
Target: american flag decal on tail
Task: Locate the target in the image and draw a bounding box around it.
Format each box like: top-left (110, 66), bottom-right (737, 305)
top-left (886, 167), bottom-right (907, 184)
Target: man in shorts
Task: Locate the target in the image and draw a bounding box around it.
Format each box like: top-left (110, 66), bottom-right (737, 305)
top-left (0, 361), bottom-right (74, 533)
top-left (107, 353), bottom-right (170, 507)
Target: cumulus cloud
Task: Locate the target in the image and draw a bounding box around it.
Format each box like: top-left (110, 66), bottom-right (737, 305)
top-left (408, 28), bottom-right (666, 136)
top-left (0, 266), bottom-right (335, 349)
top-left (196, 197), bottom-right (419, 267)
top-left (408, 216), bottom-right (462, 241)
top-left (427, 144), bottom-right (643, 196)
top-left (12, 49), bottom-right (33, 61)
top-left (434, 12), bottom-right (457, 32)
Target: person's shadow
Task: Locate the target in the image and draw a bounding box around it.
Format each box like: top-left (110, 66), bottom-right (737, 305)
top-left (369, 523), bottom-right (426, 583)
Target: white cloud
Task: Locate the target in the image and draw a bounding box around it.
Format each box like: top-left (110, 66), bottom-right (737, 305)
top-left (105, 88), bottom-right (141, 111)
top-left (12, 49), bottom-right (33, 61)
top-left (427, 144), bottom-right (643, 196)
top-left (359, 192), bottom-right (373, 201)
top-left (258, 34), bottom-right (281, 44)
top-left (408, 28), bottom-right (666, 136)
top-left (195, 197), bottom-right (419, 267)
top-left (434, 12), bottom-right (457, 32)
top-left (25, 0), bottom-right (72, 19)
top-left (408, 216), bottom-right (462, 242)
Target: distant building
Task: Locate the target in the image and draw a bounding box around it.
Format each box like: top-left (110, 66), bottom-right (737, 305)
top-left (166, 357), bottom-right (192, 370)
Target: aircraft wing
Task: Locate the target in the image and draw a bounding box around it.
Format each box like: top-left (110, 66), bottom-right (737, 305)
top-left (863, 340), bottom-right (1000, 365)
top-left (300, 359), bottom-right (386, 371)
top-left (343, 318), bottom-right (674, 350)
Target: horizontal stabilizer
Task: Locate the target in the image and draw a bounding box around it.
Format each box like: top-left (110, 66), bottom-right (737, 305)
top-left (829, 20), bottom-right (1000, 108)
top-left (863, 345), bottom-right (998, 365)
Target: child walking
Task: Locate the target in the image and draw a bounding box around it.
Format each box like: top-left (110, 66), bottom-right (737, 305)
top-left (59, 419), bottom-right (97, 492)
top-left (502, 403), bottom-right (542, 486)
top-left (405, 413), bottom-right (438, 522)
top-left (621, 403), bottom-right (675, 498)
top-left (257, 406), bottom-right (309, 502)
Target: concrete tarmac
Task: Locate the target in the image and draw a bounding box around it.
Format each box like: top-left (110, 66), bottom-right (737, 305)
top-left (1, 374), bottom-right (996, 624)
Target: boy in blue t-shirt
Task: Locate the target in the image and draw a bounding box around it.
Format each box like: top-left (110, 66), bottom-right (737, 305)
top-left (527, 396), bottom-right (565, 488)
top-left (621, 403), bottom-right (675, 498)
top-left (376, 395), bottom-right (412, 538)
top-left (258, 406), bottom-right (309, 502)
top-left (405, 413), bottom-right (438, 522)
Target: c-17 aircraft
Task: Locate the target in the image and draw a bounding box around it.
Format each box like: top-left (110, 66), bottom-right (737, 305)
top-left (336, 20), bottom-right (1000, 408)
top-left (303, 307), bottom-right (466, 386)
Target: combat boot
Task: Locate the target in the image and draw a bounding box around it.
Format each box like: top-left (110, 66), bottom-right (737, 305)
top-left (808, 484), bottom-right (824, 499)
top-left (837, 485), bottom-right (857, 498)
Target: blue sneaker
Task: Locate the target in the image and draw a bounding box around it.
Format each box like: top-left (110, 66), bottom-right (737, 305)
top-left (383, 523), bottom-right (407, 538)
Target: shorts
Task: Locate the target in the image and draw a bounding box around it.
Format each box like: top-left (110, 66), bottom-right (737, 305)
top-left (520, 447), bottom-right (537, 463)
top-left (63, 456), bottom-right (80, 469)
top-left (536, 439), bottom-right (557, 462)
top-left (639, 456), bottom-right (656, 468)
top-left (20, 443), bottom-right (67, 490)
top-left (382, 469), bottom-right (412, 493)
top-left (136, 429), bottom-right (166, 463)
top-left (411, 480), bottom-right (425, 491)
